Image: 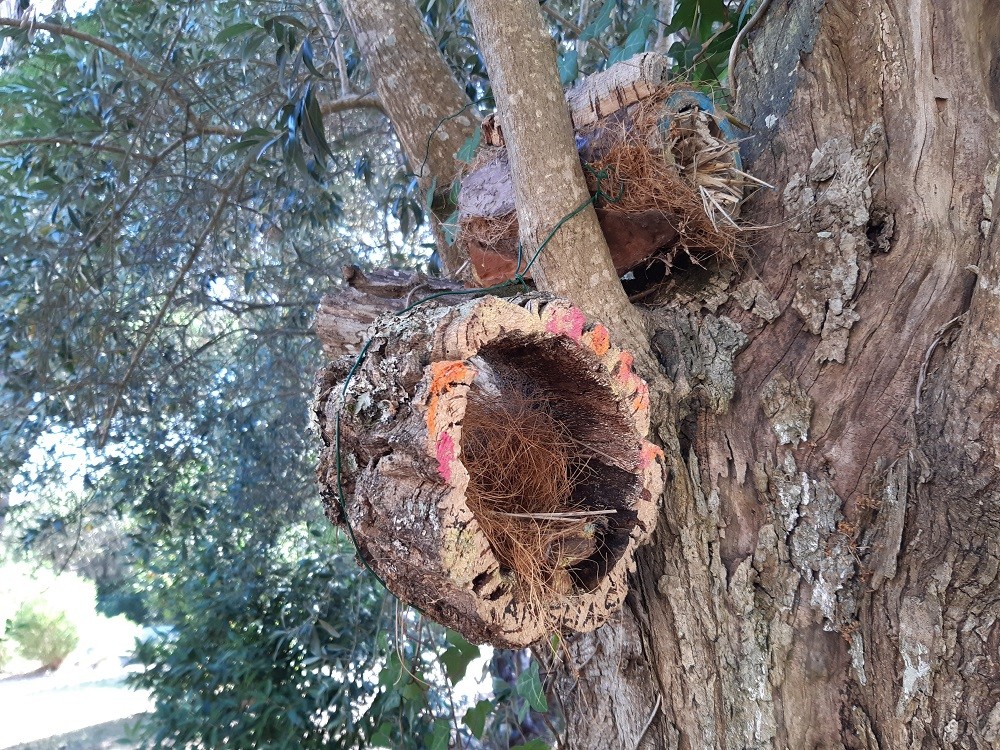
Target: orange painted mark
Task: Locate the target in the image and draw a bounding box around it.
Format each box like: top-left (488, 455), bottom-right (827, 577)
top-left (426, 360), bottom-right (475, 438)
top-left (639, 441), bottom-right (665, 470)
top-left (631, 382), bottom-right (650, 415)
top-left (588, 324), bottom-right (610, 357)
top-left (545, 305), bottom-right (586, 341)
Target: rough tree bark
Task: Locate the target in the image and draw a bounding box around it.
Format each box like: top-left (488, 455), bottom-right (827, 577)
top-left (554, 1), bottom-right (1000, 748)
top-left (327, 0), bottom-right (1000, 748)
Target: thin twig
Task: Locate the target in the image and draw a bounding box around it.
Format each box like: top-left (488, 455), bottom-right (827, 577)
top-left (631, 694), bottom-right (662, 750)
top-left (320, 92), bottom-right (386, 116)
top-left (726, 0), bottom-right (773, 98)
top-left (496, 510), bottom-right (617, 520)
top-left (0, 136), bottom-right (150, 160)
top-left (541, 4), bottom-right (610, 57)
top-left (97, 163), bottom-right (250, 446)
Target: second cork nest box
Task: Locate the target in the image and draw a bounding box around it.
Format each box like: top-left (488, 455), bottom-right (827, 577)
top-left (316, 295), bottom-right (664, 647)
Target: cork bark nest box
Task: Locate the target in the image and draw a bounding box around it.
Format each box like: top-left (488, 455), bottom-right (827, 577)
top-left (315, 294), bottom-right (664, 647)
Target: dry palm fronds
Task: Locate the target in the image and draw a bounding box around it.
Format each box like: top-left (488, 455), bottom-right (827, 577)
top-left (457, 84), bottom-right (763, 284)
top-left (582, 89), bottom-right (749, 264)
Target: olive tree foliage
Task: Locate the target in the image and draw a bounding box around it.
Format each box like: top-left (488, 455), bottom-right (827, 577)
top-left (0, 0), bottom-right (411, 518)
top-left (0, 1), bottom-right (446, 744)
top-left (0, 0), bottom-right (747, 745)
top-left (0, 0), bottom-right (744, 532)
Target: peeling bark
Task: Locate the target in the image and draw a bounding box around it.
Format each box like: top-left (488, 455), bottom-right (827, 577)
top-left (552, 0), bottom-right (1000, 748)
top-left (315, 0), bottom-right (1000, 745)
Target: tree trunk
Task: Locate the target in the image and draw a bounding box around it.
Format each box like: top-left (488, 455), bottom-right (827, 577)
top-left (338, 0), bottom-right (478, 275)
top-left (318, 0), bottom-right (1000, 746)
top-left (552, 1), bottom-right (1000, 748)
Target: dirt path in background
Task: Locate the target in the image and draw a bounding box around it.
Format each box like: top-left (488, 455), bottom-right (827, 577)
top-left (8, 717), bottom-right (147, 750)
top-left (0, 670), bottom-right (152, 749)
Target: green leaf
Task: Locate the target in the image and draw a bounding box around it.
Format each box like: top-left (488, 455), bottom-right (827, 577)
top-left (240, 31), bottom-right (267, 70)
top-left (216, 23), bottom-right (259, 44)
top-left (378, 651), bottom-right (404, 687)
top-left (400, 680), bottom-right (424, 704)
top-left (300, 86), bottom-right (333, 166)
top-left (579, 0), bottom-right (615, 41)
top-left (370, 723), bottom-right (394, 748)
top-left (455, 127), bottom-right (481, 164)
top-left (462, 699), bottom-right (492, 739)
top-left (442, 209), bottom-right (460, 245)
top-left (440, 629), bottom-right (479, 682)
top-left (511, 741), bottom-right (550, 750)
top-left (301, 38), bottom-right (324, 78)
top-left (609, 5), bottom-right (655, 64)
top-left (399, 203), bottom-right (410, 236)
top-left (424, 176), bottom-right (437, 214)
top-left (316, 619), bottom-right (340, 638)
top-left (265, 14), bottom-right (309, 31)
top-left (558, 49), bottom-right (579, 86)
top-left (255, 131), bottom-right (286, 162)
top-left (515, 660), bottom-right (548, 713)
top-left (425, 719), bottom-right (450, 750)
top-left (0, 26), bottom-right (29, 42)
top-left (242, 127), bottom-right (275, 140)
top-left (672, 0), bottom-right (727, 38)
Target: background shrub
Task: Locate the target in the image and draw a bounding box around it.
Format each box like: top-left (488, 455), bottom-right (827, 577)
top-left (0, 636), bottom-right (11, 670)
top-left (128, 516), bottom-right (457, 749)
top-left (8, 598), bottom-right (80, 669)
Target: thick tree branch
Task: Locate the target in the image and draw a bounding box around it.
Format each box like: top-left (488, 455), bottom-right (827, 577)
top-left (339, 0), bottom-right (475, 187)
top-left (320, 92), bottom-right (384, 116)
top-left (340, 0), bottom-right (478, 275)
top-left (466, 0), bottom-right (648, 351)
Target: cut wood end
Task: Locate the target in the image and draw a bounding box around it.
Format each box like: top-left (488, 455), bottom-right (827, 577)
top-left (318, 294), bottom-right (664, 647)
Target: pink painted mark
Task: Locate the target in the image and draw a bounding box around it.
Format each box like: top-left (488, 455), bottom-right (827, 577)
top-left (545, 306), bottom-right (586, 341)
top-left (616, 351), bottom-right (635, 385)
top-left (639, 441), bottom-right (665, 470)
top-left (436, 432), bottom-right (457, 482)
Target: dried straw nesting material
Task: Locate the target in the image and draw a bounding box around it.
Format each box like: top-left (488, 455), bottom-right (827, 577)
top-left (457, 85), bottom-right (767, 287)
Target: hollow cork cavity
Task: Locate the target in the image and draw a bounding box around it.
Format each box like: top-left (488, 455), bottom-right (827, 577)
top-left (319, 295), bottom-right (663, 647)
top-left (461, 336), bottom-right (641, 609)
